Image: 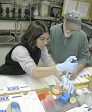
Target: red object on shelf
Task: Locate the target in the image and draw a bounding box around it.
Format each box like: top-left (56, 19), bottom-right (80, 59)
top-left (38, 92), bottom-right (49, 101)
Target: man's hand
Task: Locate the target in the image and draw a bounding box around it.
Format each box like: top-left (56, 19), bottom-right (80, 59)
top-left (70, 71), bottom-right (78, 80)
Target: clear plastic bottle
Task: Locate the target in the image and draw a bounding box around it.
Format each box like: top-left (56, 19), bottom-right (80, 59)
top-left (40, 0), bottom-right (50, 16)
top-left (64, 84), bottom-right (69, 93)
top-left (51, 83), bottom-right (62, 99)
top-left (42, 94), bottom-right (59, 112)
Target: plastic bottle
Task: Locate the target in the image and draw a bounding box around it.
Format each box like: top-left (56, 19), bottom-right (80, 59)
top-left (51, 83), bottom-right (62, 99)
top-left (42, 94), bottom-right (58, 112)
top-left (40, 0), bottom-right (50, 16)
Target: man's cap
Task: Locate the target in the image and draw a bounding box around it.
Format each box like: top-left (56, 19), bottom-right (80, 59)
top-left (65, 10), bottom-right (82, 31)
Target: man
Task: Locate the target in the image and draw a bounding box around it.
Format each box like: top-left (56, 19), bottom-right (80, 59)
top-left (47, 10), bottom-right (88, 79)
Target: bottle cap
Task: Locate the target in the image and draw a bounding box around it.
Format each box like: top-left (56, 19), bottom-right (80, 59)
top-left (51, 85), bottom-right (61, 96)
top-left (70, 97), bottom-right (77, 104)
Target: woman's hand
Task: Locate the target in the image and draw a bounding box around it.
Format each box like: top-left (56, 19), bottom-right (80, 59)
top-left (56, 56), bottom-right (78, 73)
top-left (70, 71), bottom-right (78, 80)
top-left (55, 72), bottom-right (63, 80)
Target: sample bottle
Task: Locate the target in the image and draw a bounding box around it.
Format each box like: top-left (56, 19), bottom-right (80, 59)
top-left (42, 94), bottom-right (59, 112)
top-left (51, 83), bottom-right (62, 99)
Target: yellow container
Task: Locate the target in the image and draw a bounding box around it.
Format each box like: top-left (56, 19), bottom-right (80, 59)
top-left (88, 77), bottom-right (92, 91)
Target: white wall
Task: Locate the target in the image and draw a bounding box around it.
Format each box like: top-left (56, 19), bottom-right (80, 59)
top-left (0, 20), bottom-right (30, 30)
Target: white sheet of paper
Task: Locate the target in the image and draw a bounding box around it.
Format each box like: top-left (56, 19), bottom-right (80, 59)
top-left (0, 74), bottom-right (56, 94)
top-left (64, 0), bottom-right (77, 14)
top-left (32, 76), bottom-right (56, 89)
top-left (77, 68), bottom-right (91, 83)
top-left (0, 91), bottom-right (45, 112)
top-left (77, 2), bottom-right (89, 17)
top-left (0, 75), bottom-right (35, 94)
top-left (23, 91), bottom-right (45, 112)
top-left (0, 93), bottom-right (28, 112)
top-left (65, 107), bottom-right (79, 112)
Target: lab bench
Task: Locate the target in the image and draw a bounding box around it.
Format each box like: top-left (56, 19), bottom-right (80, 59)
top-left (0, 67), bottom-right (92, 111)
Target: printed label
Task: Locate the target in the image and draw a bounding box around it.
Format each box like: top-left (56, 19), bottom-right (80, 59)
top-left (0, 96), bottom-right (9, 102)
top-left (7, 86), bottom-right (20, 91)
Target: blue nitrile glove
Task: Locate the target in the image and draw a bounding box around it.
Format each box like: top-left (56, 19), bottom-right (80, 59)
top-left (56, 56), bottom-right (78, 73)
top-left (61, 75), bottom-right (74, 94)
top-left (11, 102), bottom-right (22, 112)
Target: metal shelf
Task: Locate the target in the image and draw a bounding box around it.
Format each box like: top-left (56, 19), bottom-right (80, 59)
top-left (81, 21), bottom-right (92, 30)
top-left (0, 35), bottom-right (19, 45)
top-left (31, 15), bottom-right (55, 21)
top-left (0, 42), bottom-right (18, 45)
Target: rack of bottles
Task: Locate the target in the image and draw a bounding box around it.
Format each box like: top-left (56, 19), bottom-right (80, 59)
top-left (0, 2), bottom-right (30, 21)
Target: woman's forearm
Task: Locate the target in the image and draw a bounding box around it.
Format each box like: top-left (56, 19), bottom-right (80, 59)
top-left (32, 66), bottom-right (58, 78)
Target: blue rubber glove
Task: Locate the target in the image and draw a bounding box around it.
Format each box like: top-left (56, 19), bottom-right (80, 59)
top-left (56, 56), bottom-right (78, 73)
top-left (11, 102), bottom-right (22, 112)
top-left (61, 75), bottom-right (74, 94)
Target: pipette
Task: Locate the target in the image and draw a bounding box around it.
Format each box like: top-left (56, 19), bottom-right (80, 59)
top-left (65, 58), bottom-right (78, 90)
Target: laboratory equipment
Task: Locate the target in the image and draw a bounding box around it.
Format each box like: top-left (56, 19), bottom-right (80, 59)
top-left (40, 0), bottom-right (50, 16)
top-left (11, 102), bottom-right (22, 112)
top-left (59, 74), bottom-right (74, 104)
top-left (18, 4), bottom-right (22, 19)
top-left (0, 3), bottom-right (3, 17)
top-left (51, 83), bottom-right (61, 99)
top-left (5, 7), bottom-right (10, 17)
top-left (69, 97), bottom-right (77, 104)
top-left (59, 93), bottom-right (70, 104)
top-left (62, 75), bottom-right (74, 94)
top-left (11, 7), bottom-right (16, 18)
top-left (42, 94), bottom-right (59, 112)
top-left (24, 7), bottom-right (30, 20)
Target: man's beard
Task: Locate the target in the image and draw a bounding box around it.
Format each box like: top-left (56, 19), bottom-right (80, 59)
top-left (63, 24), bottom-right (72, 38)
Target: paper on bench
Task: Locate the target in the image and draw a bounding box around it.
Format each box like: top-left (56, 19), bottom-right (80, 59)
top-left (0, 91), bottom-right (45, 112)
top-left (0, 74), bottom-right (56, 94)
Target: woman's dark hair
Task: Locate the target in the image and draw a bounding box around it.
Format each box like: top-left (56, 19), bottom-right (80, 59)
top-left (21, 20), bottom-right (48, 48)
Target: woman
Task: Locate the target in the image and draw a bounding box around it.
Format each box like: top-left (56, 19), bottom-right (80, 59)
top-left (86, 46), bottom-right (92, 66)
top-left (0, 20), bottom-right (77, 79)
